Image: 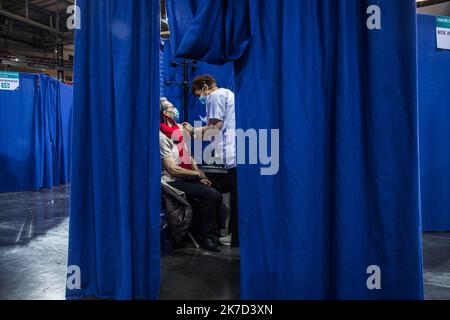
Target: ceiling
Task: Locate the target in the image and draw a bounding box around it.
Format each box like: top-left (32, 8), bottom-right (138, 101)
top-left (0, 0), bottom-right (75, 49)
top-left (417, 0), bottom-right (450, 8)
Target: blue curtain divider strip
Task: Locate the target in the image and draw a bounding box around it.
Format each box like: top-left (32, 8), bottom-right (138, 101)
top-left (0, 73), bottom-right (72, 193)
top-left (66, 0), bottom-right (161, 300)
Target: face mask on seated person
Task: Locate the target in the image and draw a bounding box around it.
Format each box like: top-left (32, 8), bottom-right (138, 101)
top-left (172, 108), bottom-right (180, 122)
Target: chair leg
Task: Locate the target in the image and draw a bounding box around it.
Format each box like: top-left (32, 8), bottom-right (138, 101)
top-left (187, 232), bottom-right (201, 249)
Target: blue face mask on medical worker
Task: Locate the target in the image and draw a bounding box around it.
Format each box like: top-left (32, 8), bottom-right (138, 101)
top-left (172, 108), bottom-right (180, 122)
top-left (199, 95), bottom-right (208, 105)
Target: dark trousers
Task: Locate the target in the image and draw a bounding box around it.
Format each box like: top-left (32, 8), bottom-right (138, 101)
top-left (207, 168), bottom-right (239, 247)
top-left (168, 180), bottom-right (223, 240)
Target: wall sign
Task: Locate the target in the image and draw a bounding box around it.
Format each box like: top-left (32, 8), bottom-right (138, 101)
top-left (0, 72), bottom-right (20, 91)
top-left (437, 16), bottom-right (450, 50)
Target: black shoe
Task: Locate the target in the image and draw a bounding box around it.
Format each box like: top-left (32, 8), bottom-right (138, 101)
top-left (201, 238), bottom-right (221, 252)
top-left (209, 236), bottom-right (222, 247)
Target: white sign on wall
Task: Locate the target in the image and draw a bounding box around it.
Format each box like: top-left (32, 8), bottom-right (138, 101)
top-left (0, 72), bottom-right (20, 91)
top-left (437, 16), bottom-right (450, 50)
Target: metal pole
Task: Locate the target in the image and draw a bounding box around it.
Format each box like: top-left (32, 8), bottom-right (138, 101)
top-left (183, 60), bottom-right (189, 122)
top-left (57, 44), bottom-right (64, 81)
top-left (55, 0), bottom-right (59, 32)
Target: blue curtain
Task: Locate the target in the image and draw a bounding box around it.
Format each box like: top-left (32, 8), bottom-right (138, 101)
top-left (60, 83), bottom-right (73, 182)
top-left (167, 0), bottom-right (423, 299)
top-left (0, 73), bottom-right (72, 193)
top-left (35, 75), bottom-right (70, 189)
top-left (66, 0), bottom-right (161, 299)
top-left (418, 14), bottom-right (450, 232)
top-left (161, 38), bottom-right (234, 124)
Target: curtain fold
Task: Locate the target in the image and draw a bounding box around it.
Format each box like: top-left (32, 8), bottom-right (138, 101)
top-left (166, 0), bottom-right (254, 65)
top-left (167, 0), bottom-right (423, 299)
top-left (66, 0), bottom-right (161, 300)
top-left (34, 74), bottom-right (69, 189)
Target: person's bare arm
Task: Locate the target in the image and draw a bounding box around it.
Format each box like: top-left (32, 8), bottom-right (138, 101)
top-left (190, 158), bottom-right (213, 186)
top-left (163, 157), bottom-right (202, 179)
top-left (203, 119), bottom-right (223, 133)
top-left (210, 118), bottom-right (224, 129)
top-left (191, 157), bottom-right (199, 171)
top-left (183, 119), bottom-right (224, 139)
top-left (186, 119), bottom-right (224, 140)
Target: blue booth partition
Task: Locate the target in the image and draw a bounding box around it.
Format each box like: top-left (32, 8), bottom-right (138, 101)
top-left (0, 73), bottom-right (73, 193)
top-left (167, 0), bottom-right (423, 300)
top-left (418, 14), bottom-right (450, 232)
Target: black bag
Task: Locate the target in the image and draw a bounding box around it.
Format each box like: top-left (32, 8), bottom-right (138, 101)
top-left (161, 183), bottom-right (193, 245)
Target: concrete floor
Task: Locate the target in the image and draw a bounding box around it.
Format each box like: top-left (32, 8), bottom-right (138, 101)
top-left (0, 187), bottom-right (449, 300)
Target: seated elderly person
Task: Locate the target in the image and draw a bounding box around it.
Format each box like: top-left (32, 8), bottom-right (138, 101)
top-left (159, 98), bottom-right (223, 252)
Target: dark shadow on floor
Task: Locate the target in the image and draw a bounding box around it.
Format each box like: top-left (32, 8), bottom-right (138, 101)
top-left (160, 247), bottom-right (240, 300)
